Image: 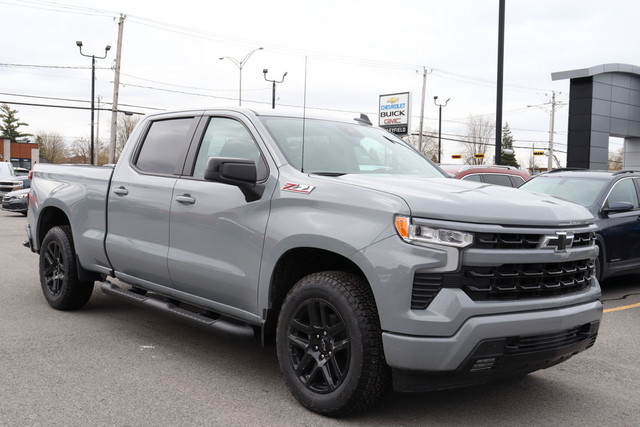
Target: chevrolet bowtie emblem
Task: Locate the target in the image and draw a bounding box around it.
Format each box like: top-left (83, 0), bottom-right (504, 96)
top-left (540, 231), bottom-right (574, 251)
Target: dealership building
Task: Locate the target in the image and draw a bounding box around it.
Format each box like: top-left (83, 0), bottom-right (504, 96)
top-left (1, 137), bottom-right (40, 169)
top-left (552, 63), bottom-right (640, 170)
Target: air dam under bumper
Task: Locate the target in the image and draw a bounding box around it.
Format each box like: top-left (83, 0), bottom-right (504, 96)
top-left (383, 300), bottom-right (602, 392)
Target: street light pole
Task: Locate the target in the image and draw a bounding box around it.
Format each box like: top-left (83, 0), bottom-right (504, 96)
top-left (219, 47), bottom-right (263, 106)
top-left (433, 96), bottom-right (450, 163)
top-left (262, 69), bottom-right (287, 109)
top-left (76, 41), bottom-right (110, 165)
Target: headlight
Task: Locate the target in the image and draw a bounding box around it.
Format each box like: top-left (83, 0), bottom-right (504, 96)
top-left (15, 193), bottom-right (28, 199)
top-left (394, 215), bottom-right (473, 248)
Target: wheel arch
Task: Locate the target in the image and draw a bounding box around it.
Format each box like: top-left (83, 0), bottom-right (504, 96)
top-left (36, 206), bottom-right (100, 283)
top-left (36, 206), bottom-right (71, 251)
top-left (261, 247), bottom-right (373, 346)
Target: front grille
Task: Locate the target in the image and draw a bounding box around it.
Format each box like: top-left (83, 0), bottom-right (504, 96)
top-left (411, 259), bottom-right (594, 307)
top-left (472, 231), bottom-right (595, 250)
top-left (473, 233), bottom-right (540, 249)
top-left (463, 259), bottom-right (594, 301)
top-left (572, 232), bottom-right (596, 247)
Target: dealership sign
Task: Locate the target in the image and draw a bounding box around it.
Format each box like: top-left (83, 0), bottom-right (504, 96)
top-left (379, 92), bottom-right (411, 136)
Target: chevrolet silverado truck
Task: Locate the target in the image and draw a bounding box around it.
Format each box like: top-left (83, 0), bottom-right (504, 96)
top-left (25, 108), bottom-right (602, 416)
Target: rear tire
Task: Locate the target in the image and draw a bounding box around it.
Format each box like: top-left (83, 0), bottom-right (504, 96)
top-left (39, 226), bottom-right (94, 310)
top-left (276, 271), bottom-right (389, 417)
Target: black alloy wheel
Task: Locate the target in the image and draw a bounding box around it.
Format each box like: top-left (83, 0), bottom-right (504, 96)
top-left (42, 237), bottom-right (66, 298)
top-left (276, 271), bottom-right (389, 417)
top-left (287, 298), bottom-right (350, 394)
top-left (39, 226), bottom-right (94, 310)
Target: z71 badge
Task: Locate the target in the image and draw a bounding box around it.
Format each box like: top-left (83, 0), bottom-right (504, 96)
top-left (282, 182), bottom-right (315, 194)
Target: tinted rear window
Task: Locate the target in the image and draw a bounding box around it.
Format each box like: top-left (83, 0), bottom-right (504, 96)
top-left (135, 118), bottom-right (195, 174)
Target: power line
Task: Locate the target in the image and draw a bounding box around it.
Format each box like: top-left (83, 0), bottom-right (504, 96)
top-left (0, 91), bottom-right (163, 111)
top-left (0, 62), bottom-right (94, 70)
top-left (2, 1), bottom-right (555, 94)
top-left (0, 100), bottom-right (144, 114)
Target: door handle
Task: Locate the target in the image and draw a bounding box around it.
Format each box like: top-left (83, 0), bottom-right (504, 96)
top-left (113, 186), bottom-right (129, 196)
top-left (175, 194), bottom-right (196, 204)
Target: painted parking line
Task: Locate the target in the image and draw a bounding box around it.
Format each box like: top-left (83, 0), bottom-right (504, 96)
top-left (603, 302), bottom-right (640, 313)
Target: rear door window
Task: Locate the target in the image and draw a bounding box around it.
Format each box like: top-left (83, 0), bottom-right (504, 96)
top-left (482, 174), bottom-right (513, 187)
top-left (461, 174), bottom-right (482, 182)
top-left (605, 178), bottom-right (639, 209)
top-left (135, 117), bottom-right (197, 175)
top-left (509, 176), bottom-right (525, 186)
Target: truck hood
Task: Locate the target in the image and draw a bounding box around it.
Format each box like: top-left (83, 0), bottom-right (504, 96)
top-left (335, 175), bottom-right (594, 227)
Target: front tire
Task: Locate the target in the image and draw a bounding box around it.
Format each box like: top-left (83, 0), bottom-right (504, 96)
top-left (276, 271), bottom-right (389, 417)
top-left (39, 226), bottom-right (94, 310)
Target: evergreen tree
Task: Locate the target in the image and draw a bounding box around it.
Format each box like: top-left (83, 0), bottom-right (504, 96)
top-left (500, 123), bottom-right (520, 168)
top-left (0, 104), bottom-right (31, 141)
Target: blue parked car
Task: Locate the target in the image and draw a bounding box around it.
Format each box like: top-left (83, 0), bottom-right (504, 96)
top-left (520, 169), bottom-right (640, 282)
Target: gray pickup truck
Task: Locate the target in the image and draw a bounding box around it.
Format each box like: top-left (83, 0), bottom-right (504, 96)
top-left (25, 108), bottom-right (602, 416)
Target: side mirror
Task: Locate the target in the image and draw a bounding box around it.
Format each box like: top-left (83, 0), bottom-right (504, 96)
top-left (204, 157), bottom-right (265, 202)
top-left (602, 200), bottom-right (635, 215)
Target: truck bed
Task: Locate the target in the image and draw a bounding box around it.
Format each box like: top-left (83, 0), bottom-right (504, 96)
top-left (29, 164), bottom-right (115, 275)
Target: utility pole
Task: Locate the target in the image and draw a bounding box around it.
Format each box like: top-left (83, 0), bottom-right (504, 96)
top-left (417, 67), bottom-right (429, 153)
top-left (528, 91), bottom-right (563, 171)
top-left (548, 90), bottom-right (556, 171)
top-left (96, 96), bottom-right (101, 163)
top-left (495, 0), bottom-right (505, 165)
top-left (109, 14), bottom-right (126, 164)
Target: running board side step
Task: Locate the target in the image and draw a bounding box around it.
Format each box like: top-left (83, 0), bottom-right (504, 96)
top-left (100, 281), bottom-right (256, 338)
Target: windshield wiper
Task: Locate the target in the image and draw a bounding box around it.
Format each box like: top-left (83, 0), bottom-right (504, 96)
top-left (383, 136), bottom-right (399, 144)
top-left (310, 172), bottom-right (347, 177)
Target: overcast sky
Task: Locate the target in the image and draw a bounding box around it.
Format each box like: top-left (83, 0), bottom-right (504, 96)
top-left (1, 0), bottom-right (639, 167)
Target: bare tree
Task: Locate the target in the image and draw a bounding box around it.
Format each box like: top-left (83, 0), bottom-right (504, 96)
top-left (116, 115), bottom-right (140, 162)
top-left (35, 131), bottom-right (67, 163)
top-left (68, 137), bottom-right (90, 164)
top-left (403, 130), bottom-right (439, 162)
top-left (609, 148), bottom-right (623, 171)
top-left (463, 115), bottom-right (494, 165)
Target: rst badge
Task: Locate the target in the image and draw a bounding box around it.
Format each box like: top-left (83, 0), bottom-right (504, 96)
top-left (282, 182), bottom-right (315, 194)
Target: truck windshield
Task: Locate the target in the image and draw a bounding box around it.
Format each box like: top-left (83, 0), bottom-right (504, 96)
top-left (259, 116), bottom-right (446, 177)
top-left (520, 176), bottom-right (608, 207)
top-left (0, 162), bottom-right (16, 178)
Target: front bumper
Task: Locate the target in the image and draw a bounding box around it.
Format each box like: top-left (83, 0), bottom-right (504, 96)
top-left (2, 198), bottom-right (27, 213)
top-left (383, 299), bottom-right (602, 391)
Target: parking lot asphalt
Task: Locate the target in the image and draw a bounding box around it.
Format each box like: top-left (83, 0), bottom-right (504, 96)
top-left (1, 209), bottom-right (638, 426)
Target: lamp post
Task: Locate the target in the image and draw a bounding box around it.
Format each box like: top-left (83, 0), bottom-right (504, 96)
top-left (262, 69), bottom-right (287, 109)
top-left (76, 41), bottom-right (110, 165)
top-left (433, 96), bottom-right (450, 163)
top-left (219, 47), bottom-right (263, 106)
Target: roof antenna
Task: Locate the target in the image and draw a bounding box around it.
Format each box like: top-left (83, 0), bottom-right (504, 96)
top-left (301, 55), bottom-right (308, 173)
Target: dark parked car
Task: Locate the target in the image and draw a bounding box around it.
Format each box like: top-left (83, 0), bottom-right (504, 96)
top-left (1, 188), bottom-right (29, 215)
top-left (439, 164), bottom-right (530, 187)
top-left (520, 169), bottom-right (640, 281)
